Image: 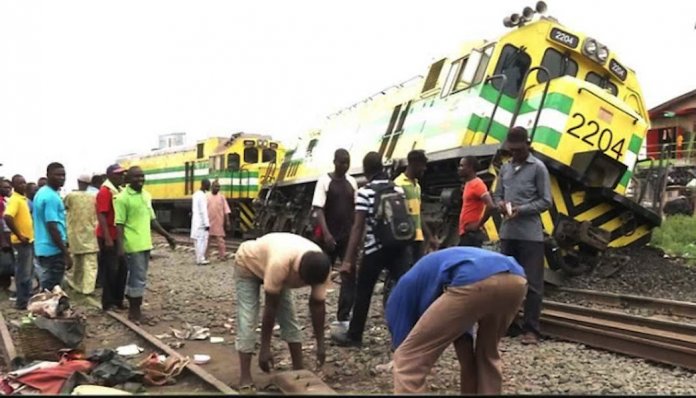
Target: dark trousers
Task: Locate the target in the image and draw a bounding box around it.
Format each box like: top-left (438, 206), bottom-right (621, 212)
top-left (459, 230), bottom-right (486, 248)
top-left (99, 238), bottom-right (128, 309)
top-left (328, 238), bottom-right (355, 323)
top-left (348, 246), bottom-right (409, 341)
top-left (12, 243), bottom-right (34, 308)
top-left (500, 239), bottom-right (544, 336)
top-left (406, 241), bottom-right (424, 267)
top-left (38, 254), bottom-right (66, 291)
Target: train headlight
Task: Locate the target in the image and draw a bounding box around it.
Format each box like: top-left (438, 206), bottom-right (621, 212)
top-left (583, 39), bottom-right (597, 56)
top-left (597, 46), bottom-right (609, 63)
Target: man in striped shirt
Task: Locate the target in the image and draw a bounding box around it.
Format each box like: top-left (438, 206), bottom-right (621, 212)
top-left (332, 152), bottom-right (411, 347)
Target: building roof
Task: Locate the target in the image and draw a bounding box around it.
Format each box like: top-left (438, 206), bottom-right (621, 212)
top-left (649, 88), bottom-right (696, 119)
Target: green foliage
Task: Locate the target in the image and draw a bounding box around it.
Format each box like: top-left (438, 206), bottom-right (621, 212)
top-left (650, 215), bottom-right (696, 259)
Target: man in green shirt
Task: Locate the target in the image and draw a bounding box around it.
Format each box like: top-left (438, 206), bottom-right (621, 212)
top-left (115, 166), bottom-right (176, 323)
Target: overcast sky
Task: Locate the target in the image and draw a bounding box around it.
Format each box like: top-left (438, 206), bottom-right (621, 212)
top-left (1, 0), bottom-right (695, 189)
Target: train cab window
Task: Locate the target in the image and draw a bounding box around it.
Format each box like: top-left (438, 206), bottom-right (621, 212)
top-left (244, 147), bottom-right (259, 164)
top-left (441, 58), bottom-right (465, 98)
top-left (473, 45), bottom-right (495, 85)
top-left (538, 48), bottom-right (578, 83)
top-left (197, 143), bottom-right (204, 159)
top-left (421, 58), bottom-right (446, 94)
top-left (262, 148), bottom-right (276, 163)
top-left (227, 153), bottom-right (240, 172)
top-left (492, 44), bottom-right (531, 97)
top-left (586, 72), bottom-right (618, 96)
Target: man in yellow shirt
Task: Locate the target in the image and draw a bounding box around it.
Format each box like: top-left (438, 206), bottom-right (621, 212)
top-left (3, 175), bottom-right (34, 310)
top-left (393, 150), bottom-right (438, 264)
top-left (64, 174), bottom-right (99, 295)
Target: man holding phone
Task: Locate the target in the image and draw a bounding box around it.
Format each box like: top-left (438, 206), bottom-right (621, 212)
top-left (492, 126), bottom-right (552, 345)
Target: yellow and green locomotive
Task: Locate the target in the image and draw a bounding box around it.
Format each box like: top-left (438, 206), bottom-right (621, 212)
top-left (118, 132), bottom-right (285, 235)
top-left (254, 2), bottom-right (660, 276)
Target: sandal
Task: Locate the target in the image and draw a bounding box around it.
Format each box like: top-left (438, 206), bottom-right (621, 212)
top-left (238, 384), bottom-right (257, 395)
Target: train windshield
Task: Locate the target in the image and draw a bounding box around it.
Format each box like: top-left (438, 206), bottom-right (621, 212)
top-left (538, 47), bottom-right (578, 83)
top-left (262, 148), bottom-right (276, 162)
top-left (492, 44), bottom-right (531, 97)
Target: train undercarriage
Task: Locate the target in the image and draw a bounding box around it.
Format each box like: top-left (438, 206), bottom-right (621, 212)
top-left (252, 147), bottom-right (663, 278)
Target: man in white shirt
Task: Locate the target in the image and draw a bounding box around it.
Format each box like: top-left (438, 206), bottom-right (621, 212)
top-left (191, 179), bottom-right (211, 265)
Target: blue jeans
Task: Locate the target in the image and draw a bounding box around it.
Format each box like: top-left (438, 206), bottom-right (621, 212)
top-left (38, 253), bottom-right (66, 292)
top-left (12, 243), bottom-right (34, 307)
top-left (125, 251), bottom-right (150, 298)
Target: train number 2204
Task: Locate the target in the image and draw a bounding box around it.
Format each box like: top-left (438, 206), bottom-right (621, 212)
top-left (566, 113), bottom-right (625, 160)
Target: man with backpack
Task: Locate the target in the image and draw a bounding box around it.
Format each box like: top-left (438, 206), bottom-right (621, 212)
top-left (393, 150), bottom-right (438, 264)
top-left (331, 151), bottom-right (414, 347)
top-left (311, 149), bottom-right (358, 330)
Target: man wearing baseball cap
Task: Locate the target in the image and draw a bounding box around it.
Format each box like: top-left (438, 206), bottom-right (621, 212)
top-left (63, 174), bottom-right (99, 295)
top-left (492, 126), bottom-right (552, 345)
top-left (97, 164), bottom-right (127, 311)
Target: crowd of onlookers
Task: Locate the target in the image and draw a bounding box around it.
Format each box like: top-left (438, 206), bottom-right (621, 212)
top-left (0, 125), bottom-right (553, 393)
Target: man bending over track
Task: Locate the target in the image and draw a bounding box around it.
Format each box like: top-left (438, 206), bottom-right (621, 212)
top-left (387, 246), bottom-right (527, 394)
top-left (233, 232), bottom-right (331, 393)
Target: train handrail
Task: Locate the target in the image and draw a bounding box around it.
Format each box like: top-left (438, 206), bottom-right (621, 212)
top-left (508, 66), bottom-right (551, 130)
top-left (519, 68), bottom-right (552, 141)
top-left (482, 74), bottom-right (508, 144)
top-left (577, 87), bottom-right (639, 125)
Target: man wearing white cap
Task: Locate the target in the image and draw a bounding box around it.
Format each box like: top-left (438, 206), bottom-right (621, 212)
top-left (63, 174), bottom-right (99, 295)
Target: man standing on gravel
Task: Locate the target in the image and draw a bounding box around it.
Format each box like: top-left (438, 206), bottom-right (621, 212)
top-left (64, 174), bottom-right (99, 295)
top-left (33, 162), bottom-right (72, 291)
top-left (492, 126), bottom-right (552, 345)
top-left (206, 179), bottom-right (232, 261)
top-left (97, 164), bottom-right (127, 311)
top-left (311, 148), bottom-right (358, 330)
top-left (190, 179), bottom-right (210, 265)
top-left (115, 166), bottom-right (177, 323)
top-left (3, 175), bottom-right (34, 310)
top-left (233, 232), bottom-right (331, 393)
top-left (387, 247), bottom-right (527, 394)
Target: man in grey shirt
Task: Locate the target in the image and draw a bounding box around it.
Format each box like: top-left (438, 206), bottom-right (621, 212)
top-left (493, 126), bottom-right (552, 345)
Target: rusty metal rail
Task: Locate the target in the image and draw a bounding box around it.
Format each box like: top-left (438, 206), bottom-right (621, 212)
top-left (550, 287), bottom-right (696, 319)
top-left (541, 300), bottom-right (696, 370)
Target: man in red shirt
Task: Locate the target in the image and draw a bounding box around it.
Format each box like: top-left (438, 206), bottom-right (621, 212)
top-left (96, 164), bottom-right (127, 311)
top-left (457, 156), bottom-right (495, 247)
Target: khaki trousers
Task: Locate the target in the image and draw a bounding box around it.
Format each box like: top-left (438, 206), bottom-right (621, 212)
top-left (393, 273), bottom-right (527, 394)
top-left (68, 252), bottom-right (98, 295)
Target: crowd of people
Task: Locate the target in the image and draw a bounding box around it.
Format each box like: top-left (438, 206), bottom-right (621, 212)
top-left (0, 163), bottom-right (177, 325)
top-left (232, 125), bottom-right (552, 393)
top-left (0, 125), bottom-right (553, 393)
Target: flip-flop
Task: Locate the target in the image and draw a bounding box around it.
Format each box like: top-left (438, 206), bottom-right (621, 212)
top-left (238, 384), bottom-right (257, 395)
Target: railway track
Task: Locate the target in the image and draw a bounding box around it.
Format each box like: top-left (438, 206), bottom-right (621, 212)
top-left (0, 296), bottom-right (336, 394)
top-left (541, 291), bottom-right (696, 371)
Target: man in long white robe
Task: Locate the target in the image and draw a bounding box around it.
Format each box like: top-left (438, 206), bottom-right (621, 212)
top-left (191, 179), bottom-right (211, 265)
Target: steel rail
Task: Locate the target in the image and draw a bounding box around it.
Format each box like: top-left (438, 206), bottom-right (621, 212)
top-left (550, 287), bottom-right (696, 319)
top-left (84, 297), bottom-right (238, 395)
top-left (541, 300), bottom-right (696, 371)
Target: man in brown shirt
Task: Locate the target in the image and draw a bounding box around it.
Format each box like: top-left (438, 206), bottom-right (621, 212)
top-left (233, 232), bottom-right (331, 391)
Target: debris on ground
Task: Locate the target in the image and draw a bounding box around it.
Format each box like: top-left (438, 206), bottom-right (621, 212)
top-left (170, 323), bottom-right (210, 340)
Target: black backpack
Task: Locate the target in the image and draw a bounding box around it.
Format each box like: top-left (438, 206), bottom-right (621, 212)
top-left (371, 182), bottom-right (415, 248)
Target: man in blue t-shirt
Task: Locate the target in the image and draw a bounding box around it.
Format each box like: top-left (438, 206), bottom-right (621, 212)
top-left (33, 162), bottom-right (72, 291)
top-left (387, 247), bottom-right (527, 394)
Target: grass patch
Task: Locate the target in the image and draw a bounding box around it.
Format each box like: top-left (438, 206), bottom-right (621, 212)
top-left (650, 215), bottom-right (696, 259)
